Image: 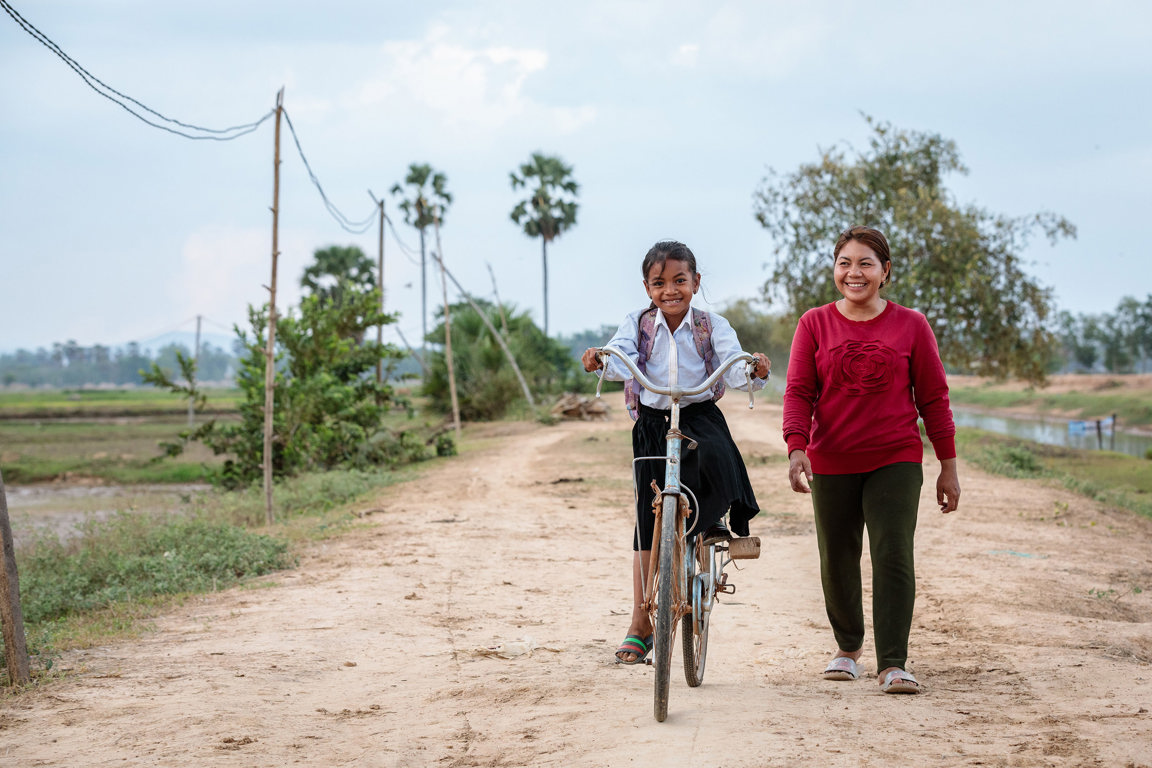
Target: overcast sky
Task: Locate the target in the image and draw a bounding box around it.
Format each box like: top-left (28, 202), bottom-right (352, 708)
top-left (1, 0), bottom-right (1148, 354)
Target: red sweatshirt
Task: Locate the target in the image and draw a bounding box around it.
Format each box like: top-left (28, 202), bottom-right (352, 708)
top-left (782, 301), bottom-right (956, 475)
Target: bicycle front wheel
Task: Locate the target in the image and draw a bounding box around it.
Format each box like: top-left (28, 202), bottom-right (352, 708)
top-left (682, 538), bottom-right (713, 687)
top-left (653, 493), bottom-right (680, 722)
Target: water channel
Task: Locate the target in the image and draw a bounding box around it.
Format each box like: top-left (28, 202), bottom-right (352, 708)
top-left (952, 408), bottom-right (1152, 458)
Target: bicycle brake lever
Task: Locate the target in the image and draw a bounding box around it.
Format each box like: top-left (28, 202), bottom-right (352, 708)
top-left (594, 351), bottom-right (609, 398)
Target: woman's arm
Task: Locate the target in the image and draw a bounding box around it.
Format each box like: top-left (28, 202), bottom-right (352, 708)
top-left (936, 457), bottom-right (960, 513)
top-left (781, 313), bottom-right (818, 454)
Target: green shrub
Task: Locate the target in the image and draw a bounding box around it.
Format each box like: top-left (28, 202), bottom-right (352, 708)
top-left (17, 513), bottom-right (293, 625)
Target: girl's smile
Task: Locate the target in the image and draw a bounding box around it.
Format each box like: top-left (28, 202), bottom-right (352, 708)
top-left (644, 258), bottom-right (700, 327)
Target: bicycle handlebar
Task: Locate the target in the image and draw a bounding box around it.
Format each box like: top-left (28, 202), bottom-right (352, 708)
top-left (594, 346), bottom-right (758, 408)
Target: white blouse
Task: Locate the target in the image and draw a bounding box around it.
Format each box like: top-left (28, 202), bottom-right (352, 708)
top-left (600, 307), bottom-right (766, 410)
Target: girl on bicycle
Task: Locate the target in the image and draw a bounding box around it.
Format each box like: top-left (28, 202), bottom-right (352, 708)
top-left (582, 240), bottom-right (771, 664)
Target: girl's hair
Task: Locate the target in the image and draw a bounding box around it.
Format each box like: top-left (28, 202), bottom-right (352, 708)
top-left (834, 226), bottom-right (891, 282)
top-left (641, 240), bottom-right (697, 281)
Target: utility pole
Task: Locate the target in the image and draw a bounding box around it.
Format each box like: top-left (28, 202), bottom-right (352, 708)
top-left (420, 227), bottom-right (427, 360)
top-left (434, 214), bottom-right (461, 443)
top-left (0, 468), bottom-right (30, 686)
top-left (187, 314), bottom-right (201, 428)
top-left (263, 87), bottom-right (284, 526)
top-left (369, 191), bottom-right (385, 385)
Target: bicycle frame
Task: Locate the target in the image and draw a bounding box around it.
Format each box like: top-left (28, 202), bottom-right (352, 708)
top-left (596, 346), bottom-right (755, 596)
top-left (595, 342), bottom-right (757, 720)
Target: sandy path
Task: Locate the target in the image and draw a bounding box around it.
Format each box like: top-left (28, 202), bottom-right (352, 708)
top-left (3, 394), bottom-right (1151, 767)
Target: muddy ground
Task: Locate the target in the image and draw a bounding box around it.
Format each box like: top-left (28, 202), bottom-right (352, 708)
top-left (2, 393), bottom-right (1151, 767)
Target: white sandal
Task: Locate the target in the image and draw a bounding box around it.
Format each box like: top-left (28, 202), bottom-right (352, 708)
top-left (822, 656), bottom-right (859, 681)
top-left (880, 668), bottom-right (920, 694)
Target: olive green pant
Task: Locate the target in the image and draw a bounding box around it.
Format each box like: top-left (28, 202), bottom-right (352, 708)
top-left (811, 462), bottom-right (923, 672)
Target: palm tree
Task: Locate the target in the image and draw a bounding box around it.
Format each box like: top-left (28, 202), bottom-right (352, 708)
top-left (391, 164), bottom-right (452, 348)
top-left (510, 153), bottom-right (579, 337)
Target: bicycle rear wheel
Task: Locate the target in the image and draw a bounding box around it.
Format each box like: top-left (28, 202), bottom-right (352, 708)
top-left (653, 493), bottom-right (680, 722)
top-left (682, 538), bottom-right (713, 687)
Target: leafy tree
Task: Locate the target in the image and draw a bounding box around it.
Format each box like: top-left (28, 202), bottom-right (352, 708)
top-left (391, 164), bottom-right (452, 348)
top-left (1056, 311), bottom-right (1101, 372)
top-left (300, 245), bottom-right (376, 307)
top-left (1114, 295), bottom-right (1151, 373)
top-left (510, 152), bottom-right (579, 337)
top-left (299, 245), bottom-right (379, 343)
top-left (145, 288), bottom-right (425, 488)
top-left (423, 300), bottom-right (580, 419)
top-left (753, 117), bottom-right (1075, 384)
top-left (717, 298), bottom-right (796, 376)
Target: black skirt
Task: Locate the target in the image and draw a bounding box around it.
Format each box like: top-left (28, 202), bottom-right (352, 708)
top-left (630, 400), bottom-right (759, 551)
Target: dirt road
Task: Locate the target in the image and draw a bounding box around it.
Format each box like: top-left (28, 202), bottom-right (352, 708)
top-left (3, 394), bottom-right (1151, 767)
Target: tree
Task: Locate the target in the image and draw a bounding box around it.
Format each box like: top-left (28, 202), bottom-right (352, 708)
top-left (300, 245), bottom-right (377, 308)
top-left (423, 300), bottom-right (580, 420)
top-left (300, 245), bottom-right (379, 342)
top-left (1056, 311), bottom-right (1101, 372)
top-left (510, 152), bottom-right (579, 337)
top-left (391, 164), bottom-right (452, 348)
top-left (753, 117), bottom-right (1075, 384)
top-left (144, 288), bottom-right (422, 488)
top-left (717, 298), bottom-right (796, 375)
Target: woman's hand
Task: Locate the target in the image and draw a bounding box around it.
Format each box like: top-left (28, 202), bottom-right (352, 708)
top-left (788, 449), bottom-right (813, 494)
top-left (750, 352), bottom-right (771, 379)
top-left (581, 347), bottom-right (603, 373)
top-left (936, 458), bottom-right (960, 513)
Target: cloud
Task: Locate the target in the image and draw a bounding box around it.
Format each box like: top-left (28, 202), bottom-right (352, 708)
top-left (171, 226), bottom-right (315, 330)
top-left (349, 25), bottom-right (593, 135)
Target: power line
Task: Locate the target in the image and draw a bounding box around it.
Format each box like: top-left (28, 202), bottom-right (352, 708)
top-left (1, 0), bottom-right (273, 140)
top-left (281, 108), bottom-right (378, 235)
top-left (385, 215), bottom-right (423, 265)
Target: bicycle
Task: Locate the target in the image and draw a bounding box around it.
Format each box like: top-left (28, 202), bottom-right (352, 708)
top-left (594, 344), bottom-right (762, 722)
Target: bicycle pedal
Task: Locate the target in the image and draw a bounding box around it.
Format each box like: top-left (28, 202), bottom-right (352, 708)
top-left (728, 536), bottom-right (761, 560)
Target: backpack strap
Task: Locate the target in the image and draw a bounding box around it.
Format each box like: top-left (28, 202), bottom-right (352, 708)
top-left (624, 306), bottom-right (659, 421)
top-left (691, 309), bottom-right (725, 403)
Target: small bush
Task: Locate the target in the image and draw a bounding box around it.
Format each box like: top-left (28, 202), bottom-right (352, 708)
top-left (17, 513), bottom-right (294, 626)
top-left (974, 443), bottom-right (1045, 478)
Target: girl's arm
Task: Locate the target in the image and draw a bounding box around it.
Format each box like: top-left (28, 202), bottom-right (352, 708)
top-left (588, 312), bottom-right (642, 382)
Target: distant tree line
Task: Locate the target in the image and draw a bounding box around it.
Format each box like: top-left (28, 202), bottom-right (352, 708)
top-left (0, 341), bottom-right (235, 388)
top-left (1056, 295), bottom-right (1152, 373)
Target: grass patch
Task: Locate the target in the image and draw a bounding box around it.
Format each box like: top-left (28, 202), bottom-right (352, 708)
top-left (2, 464), bottom-right (426, 686)
top-left (0, 416), bottom-right (233, 484)
top-left (0, 387), bottom-right (242, 418)
top-left (957, 426), bottom-right (1152, 519)
top-left (18, 513), bottom-right (294, 626)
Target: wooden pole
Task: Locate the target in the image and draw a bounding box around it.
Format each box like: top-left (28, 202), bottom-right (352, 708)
top-left (187, 314), bottom-right (201, 428)
top-left (430, 247), bottom-right (536, 408)
top-left (372, 193), bottom-right (385, 385)
top-left (486, 263), bottom-right (510, 336)
top-left (0, 468), bottom-right (31, 686)
top-left (263, 87), bottom-right (284, 526)
top-left (434, 214), bottom-right (462, 443)
top-left (541, 237), bottom-right (549, 337)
